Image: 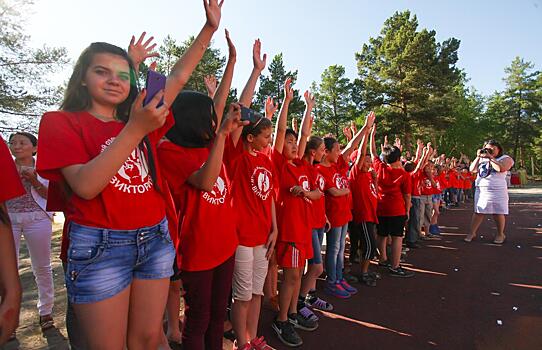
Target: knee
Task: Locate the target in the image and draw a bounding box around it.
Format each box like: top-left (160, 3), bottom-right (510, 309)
top-left (128, 328), bottom-right (161, 349)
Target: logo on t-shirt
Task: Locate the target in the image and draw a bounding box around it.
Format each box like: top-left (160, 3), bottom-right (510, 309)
top-left (299, 175), bottom-right (310, 191)
top-left (315, 174), bottom-right (325, 192)
top-left (104, 138), bottom-right (153, 194)
top-left (203, 176), bottom-right (227, 205)
top-left (251, 166), bottom-right (272, 201)
top-left (332, 173), bottom-right (349, 190)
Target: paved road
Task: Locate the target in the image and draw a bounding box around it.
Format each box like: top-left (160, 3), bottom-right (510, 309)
top-left (259, 185), bottom-right (542, 350)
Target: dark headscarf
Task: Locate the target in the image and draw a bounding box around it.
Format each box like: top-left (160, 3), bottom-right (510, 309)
top-left (166, 91), bottom-right (217, 148)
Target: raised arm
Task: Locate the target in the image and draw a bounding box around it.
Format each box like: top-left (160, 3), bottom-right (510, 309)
top-left (369, 123), bottom-right (377, 160)
top-left (187, 103), bottom-right (247, 192)
top-left (413, 139), bottom-right (423, 163)
top-left (128, 32), bottom-right (159, 76)
top-left (231, 38), bottom-right (267, 145)
top-left (163, 0), bottom-right (224, 106)
top-left (297, 90), bottom-right (315, 158)
top-left (212, 29), bottom-right (236, 127)
top-left (354, 132), bottom-right (369, 170)
top-left (204, 75), bottom-right (218, 98)
top-left (264, 96), bottom-right (279, 120)
top-left (272, 77), bottom-right (293, 153)
top-left (341, 111), bottom-right (375, 161)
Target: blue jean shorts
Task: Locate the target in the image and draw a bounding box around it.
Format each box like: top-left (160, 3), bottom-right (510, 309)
top-left (66, 218), bottom-right (175, 304)
top-left (432, 194), bottom-right (442, 203)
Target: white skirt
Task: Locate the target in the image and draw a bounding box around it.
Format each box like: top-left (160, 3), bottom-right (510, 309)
top-left (474, 186), bottom-right (509, 215)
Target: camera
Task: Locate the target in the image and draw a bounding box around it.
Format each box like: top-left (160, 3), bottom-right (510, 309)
top-left (480, 148), bottom-right (493, 155)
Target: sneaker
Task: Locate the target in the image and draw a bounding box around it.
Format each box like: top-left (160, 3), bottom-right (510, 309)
top-left (272, 319), bottom-right (303, 347)
top-left (426, 233), bottom-right (441, 239)
top-left (233, 341), bottom-right (253, 350)
top-left (378, 259), bottom-right (391, 267)
top-left (298, 305), bottom-right (319, 322)
top-left (339, 279), bottom-right (358, 295)
top-left (288, 311), bottom-right (318, 331)
top-left (251, 336), bottom-right (276, 350)
top-left (368, 271), bottom-right (382, 280)
top-left (305, 296), bottom-right (334, 311)
top-left (325, 282), bottom-right (351, 299)
top-left (388, 266), bottom-right (415, 278)
top-left (343, 273), bottom-right (359, 284)
top-left (359, 273), bottom-right (377, 287)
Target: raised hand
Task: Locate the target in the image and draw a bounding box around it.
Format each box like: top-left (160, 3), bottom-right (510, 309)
top-left (394, 137), bottom-right (402, 151)
top-left (343, 126), bottom-right (353, 141)
top-left (283, 77), bottom-right (294, 102)
top-left (219, 103), bottom-right (247, 135)
top-left (204, 75), bottom-right (218, 98)
top-left (253, 39), bottom-right (267, 72)
top-left (204, 0), bottom-right (224, 31)
top-left (350, 120), bottom-right (357, 135)
top-left (291, 118), bottom-right (298, 133)
top-left (303, 90), bottom-right (315, 108)
top-left (265, 96), bottom-right (278, 119)
top-left (225, 29), bottom-right (236, 61)
top-left (364, 111), bottom-right (376, 128)
top-left (128, 32), bottom-right (159, 68)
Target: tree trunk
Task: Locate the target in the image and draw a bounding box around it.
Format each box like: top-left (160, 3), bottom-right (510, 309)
top-left (514, 107), bottom-right (521, 161)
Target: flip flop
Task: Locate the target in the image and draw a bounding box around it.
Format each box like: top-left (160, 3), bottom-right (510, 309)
top-left (463, 235), bottom-right (476, 243)
top-left (493, 236), bottom-right (506, 244)
top-left (39, 315), bottom-right (55, 332)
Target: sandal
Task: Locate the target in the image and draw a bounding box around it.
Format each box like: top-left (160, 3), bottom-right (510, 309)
top-left (39, 314), bottom-right (55, 332)
top-left (463, 235), bottom-right (476, 243)
top-left (493, 235), bottom-right (506, 244)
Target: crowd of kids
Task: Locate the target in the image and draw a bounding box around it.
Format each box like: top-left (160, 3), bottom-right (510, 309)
top-left (0, 1), bottom-right (480, 349)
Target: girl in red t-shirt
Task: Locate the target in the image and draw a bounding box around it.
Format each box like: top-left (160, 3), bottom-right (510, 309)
top-left (317, 113), bottom-right (373, 299)
top-left (0, 138), bottom-right (26, 344)
top-left (35, 3), bottom-right (225, 348)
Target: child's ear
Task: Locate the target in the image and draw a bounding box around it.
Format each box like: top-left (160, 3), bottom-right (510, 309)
top-left (247, 134), bottom-right (254, 143)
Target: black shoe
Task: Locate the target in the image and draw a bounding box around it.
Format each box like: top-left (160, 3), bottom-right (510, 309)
top-left (288, 312), bottom-right (318, 331)
top-left (272, 319), bottom-right (303, 347)
top-left (378, 260), bottom-right (391, 267)
top-left (406, 242), bottom-right (420, 249)
top-left (359, 273), bottom-right (377, 287)
top-left (389, 266), bottom-right (415, 278)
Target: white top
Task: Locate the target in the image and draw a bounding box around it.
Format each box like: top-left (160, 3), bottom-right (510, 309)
top-left (475, 155), bottom-right (514, 189)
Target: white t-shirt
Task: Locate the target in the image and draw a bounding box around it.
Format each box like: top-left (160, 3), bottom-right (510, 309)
top-left (475, 155), bottom-right (514, 189)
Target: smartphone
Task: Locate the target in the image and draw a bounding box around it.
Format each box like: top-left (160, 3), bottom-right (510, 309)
top-left (143, 70), bottom-right (166, 107)
top-left (240, 106), bottom-right (262, 123)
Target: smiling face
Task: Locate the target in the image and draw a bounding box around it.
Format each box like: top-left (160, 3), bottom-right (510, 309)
top-left (83, 53), bottom-right (131, 109)
top-left (9, 134), bottom-right (36, 160)
top-left (325, 141), bottom-right (341, 163)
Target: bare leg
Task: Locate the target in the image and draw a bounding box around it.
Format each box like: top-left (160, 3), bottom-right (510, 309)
top-left (127, 278), bottom-right (171, 350)
top-left (300, 263), bottom-right (323, 296)
top-left (288, 268), bottom-right (303, 315)
top-left (360, 259), bottom-right (371, 274)
top-left (246, 295), bottom-right (262, 341)
top-left (390, 237), bottom-right (403, 269)
top-left (166, 280), bottom-right (182, 343)
top-left (492, 214), bottom-right (506, 242)
top-left (278, 268), bottom-right (298, 321)
top-left (377, 235), bottom-right (388, 262)
top-left (465, 213), bottom-right (485, 241)
top-left (232, 299), bottom-right (250, 346)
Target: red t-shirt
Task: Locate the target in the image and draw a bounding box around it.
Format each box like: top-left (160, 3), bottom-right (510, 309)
top-left (349, 166), bottom-right (378, 224)
top-left (229, 148), bottom-right (275, 247)
top-left (316, 157), bottom-right (352, 227)
top-left (373, 157), bottom-right (411, 217)
top-left (438, 172), bottom-right (449, 190)
top-left (0, 138), bottom-right (25, 202)
top-left (449, 169), bottom-right (459, 188)
top-left (419, 173), bottom-right (436, 196)
top-left (463, 172), bottom-right (472, 189)
top-left (158, 140), bottom-right (238, 271)
top-left (410, 169), bottom-right (423, 197)
top-left (36, 111), bottom-right (173, 229)
top-left (308, 164), bottom-right (326, 229)
top-left (272, 150), bottom-right (313, 244)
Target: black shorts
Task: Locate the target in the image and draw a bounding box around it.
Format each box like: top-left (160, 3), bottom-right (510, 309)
top-left (377, 216), bottom-right (407, 237)
top-left (350, 221), bottom-right (377, 260)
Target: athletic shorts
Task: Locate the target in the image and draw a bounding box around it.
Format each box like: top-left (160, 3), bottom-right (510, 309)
top-left (350, 221), bottom-right (377, 260)
top-left (276, 242), bottom-right (306, 268)
top-left (232, 245), bottom-right (269, 301)
top-left (376, 216), bottom-right (408, 237)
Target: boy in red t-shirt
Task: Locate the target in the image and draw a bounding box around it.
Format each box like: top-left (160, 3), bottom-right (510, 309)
top-left (272, 79), bottom-right (321, 347)
top-left (370, 125), bottom-right (414, 278)
top-left (349, 121), bottom-right (379, 286)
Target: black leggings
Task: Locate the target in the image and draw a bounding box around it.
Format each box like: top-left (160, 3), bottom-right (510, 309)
top-left (349, 221), bottom-right (377, 261)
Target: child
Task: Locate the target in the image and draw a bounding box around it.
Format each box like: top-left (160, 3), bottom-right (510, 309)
top-left (348, 115), bottom-right (379, 287)
top-left (0, 138), bottom-right (25, 345)
top-left (271, 79), bottom-right (321, 347)
top-left (317, 121), bottom-right (366, 298)
top-left (370, 125), bottom-right (413, 278)
top-left (35, 2), bottom-right (224, 348)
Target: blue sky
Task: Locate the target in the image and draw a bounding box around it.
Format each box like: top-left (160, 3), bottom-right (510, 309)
top-left (28, 0), bottom-right (542, 97)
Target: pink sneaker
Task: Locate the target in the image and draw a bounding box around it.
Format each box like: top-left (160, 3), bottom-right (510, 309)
top-left (251, 336), bottom-right (276, 350)
top-left (325, 282), bottom-right (351, 299)
top-left (339, 279), bottom-right (358, 295)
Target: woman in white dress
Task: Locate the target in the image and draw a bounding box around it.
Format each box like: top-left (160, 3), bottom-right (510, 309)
top-left (464, 140), bottom-right (514, 244)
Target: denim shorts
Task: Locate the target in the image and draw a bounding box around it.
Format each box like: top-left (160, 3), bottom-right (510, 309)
top-left (308, 227), bottom-right (325, 265)
top-left (432, 194), bottom-right (442, 203)
top-left (66, 218), bottom-right (175, 304)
